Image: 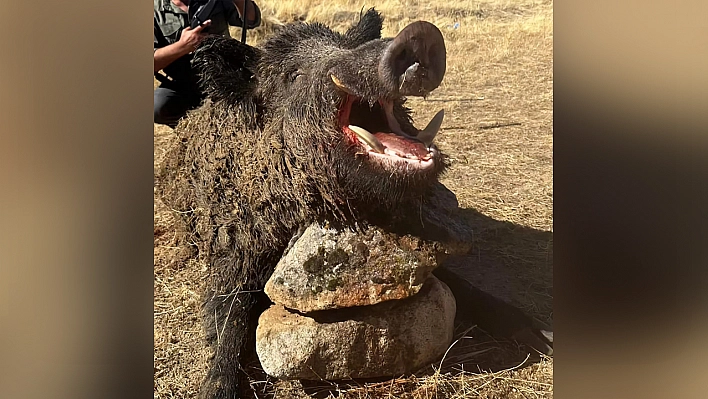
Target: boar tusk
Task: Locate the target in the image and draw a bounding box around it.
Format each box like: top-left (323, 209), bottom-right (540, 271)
top-left (348, 125), bottom-right (386, 154)
top-left (417, 109), bottom-right (444, 146)
top-left (331, 74), bottom-right (355, 95)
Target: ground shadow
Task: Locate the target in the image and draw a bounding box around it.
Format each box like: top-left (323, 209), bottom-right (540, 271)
top-left (435, 207), bottom-right (553, 372)
top-left (443, 207), bottom-right (553, 323)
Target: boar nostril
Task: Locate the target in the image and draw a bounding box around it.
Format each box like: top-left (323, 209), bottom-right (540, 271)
top-left (392, 48), bottom-right (417, 77)
top-left (380, 21), bottom-right (446, 97)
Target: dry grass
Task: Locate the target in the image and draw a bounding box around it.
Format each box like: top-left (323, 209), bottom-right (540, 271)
top-left (154, 0), bottom-right (553, 397)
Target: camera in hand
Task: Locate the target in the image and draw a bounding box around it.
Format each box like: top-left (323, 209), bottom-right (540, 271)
top-left (188, 0), bottom-right (237, 33)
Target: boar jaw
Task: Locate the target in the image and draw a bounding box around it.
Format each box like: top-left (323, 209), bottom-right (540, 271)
top-left (336, 93), bottom-right (441, 171)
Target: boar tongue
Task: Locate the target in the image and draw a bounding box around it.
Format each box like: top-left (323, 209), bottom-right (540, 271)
top-left (373, 132), bottom-right (430, 158)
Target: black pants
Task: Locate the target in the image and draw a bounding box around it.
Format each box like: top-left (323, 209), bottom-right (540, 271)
top-left (154, 80), bottom-right (203, 128)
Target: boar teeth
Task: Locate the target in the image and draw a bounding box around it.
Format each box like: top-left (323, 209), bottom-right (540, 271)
top-left (417, 109), bottom-right (445, 146)
top-left (348, 125), bottom-right (386, 154)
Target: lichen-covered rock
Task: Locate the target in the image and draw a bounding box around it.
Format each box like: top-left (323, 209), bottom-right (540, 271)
top-left (256, 276), bottom-right (456, 380)
top-left (264, 222), bottom-right (442, 312)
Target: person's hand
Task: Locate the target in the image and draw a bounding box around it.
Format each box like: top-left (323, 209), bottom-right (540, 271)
top-left (177, 20), bottom-right (212, 53)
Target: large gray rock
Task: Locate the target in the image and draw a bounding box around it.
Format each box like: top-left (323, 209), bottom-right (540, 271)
top-left (256, 276), bottom-right (456, 380)
top-left (264, 222), bottom-right (442, 313)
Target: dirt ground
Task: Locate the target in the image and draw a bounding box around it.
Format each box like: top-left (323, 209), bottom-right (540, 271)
top-left (154, 0), bottom-right (553, 397)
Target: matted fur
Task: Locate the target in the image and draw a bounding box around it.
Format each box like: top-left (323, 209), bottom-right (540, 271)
top-left (156, 9), bottom-right (448, 399)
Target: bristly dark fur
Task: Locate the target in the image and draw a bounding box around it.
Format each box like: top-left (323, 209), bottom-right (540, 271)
top-left (157, 9), bottom-right (448, 399)
top-left (341, 8), bottom-right (384, 48)
top-left (193, 38), bottom-right (261, 105)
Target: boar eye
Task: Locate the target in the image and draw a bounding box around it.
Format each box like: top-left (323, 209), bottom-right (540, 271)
top-left (289, 70), bottom-right (303, 83)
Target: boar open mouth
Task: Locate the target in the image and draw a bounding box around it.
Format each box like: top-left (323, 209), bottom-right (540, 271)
top-left (336, 91), bottom-right (443, 171)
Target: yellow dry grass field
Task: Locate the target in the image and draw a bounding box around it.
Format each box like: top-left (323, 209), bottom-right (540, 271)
top-left (154, 0), bottom-right (553, 397)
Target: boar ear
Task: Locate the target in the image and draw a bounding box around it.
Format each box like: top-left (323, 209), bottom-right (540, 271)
top-left (192, 36), bottom-right (261, 104)
top-left (341, 8), bottom-right (383, 48)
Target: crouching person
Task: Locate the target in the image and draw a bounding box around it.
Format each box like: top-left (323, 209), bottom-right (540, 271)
top-left (154, 0), bottom-right (261, 128)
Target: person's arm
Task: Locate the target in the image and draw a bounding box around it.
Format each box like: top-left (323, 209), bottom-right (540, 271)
top-left (232, 0), bottom-right (261, 29)
top-left (154, 21), bottom-right (212, 72)
top-left (154, 42), bottom-right (190, 72)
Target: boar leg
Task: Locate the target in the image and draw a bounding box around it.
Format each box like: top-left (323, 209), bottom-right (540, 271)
top-left (199, 250), bottom-right (277, 399)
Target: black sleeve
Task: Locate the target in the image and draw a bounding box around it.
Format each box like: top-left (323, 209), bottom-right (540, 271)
top-left (228, 0), bottom-right (262, 29)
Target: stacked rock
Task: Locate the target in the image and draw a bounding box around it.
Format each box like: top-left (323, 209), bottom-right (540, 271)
top-left (255, 222), bottom-right (457, 380)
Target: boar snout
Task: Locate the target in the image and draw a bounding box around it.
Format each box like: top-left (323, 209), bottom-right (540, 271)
top-left (379, 21), bottom-right (447, 97)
